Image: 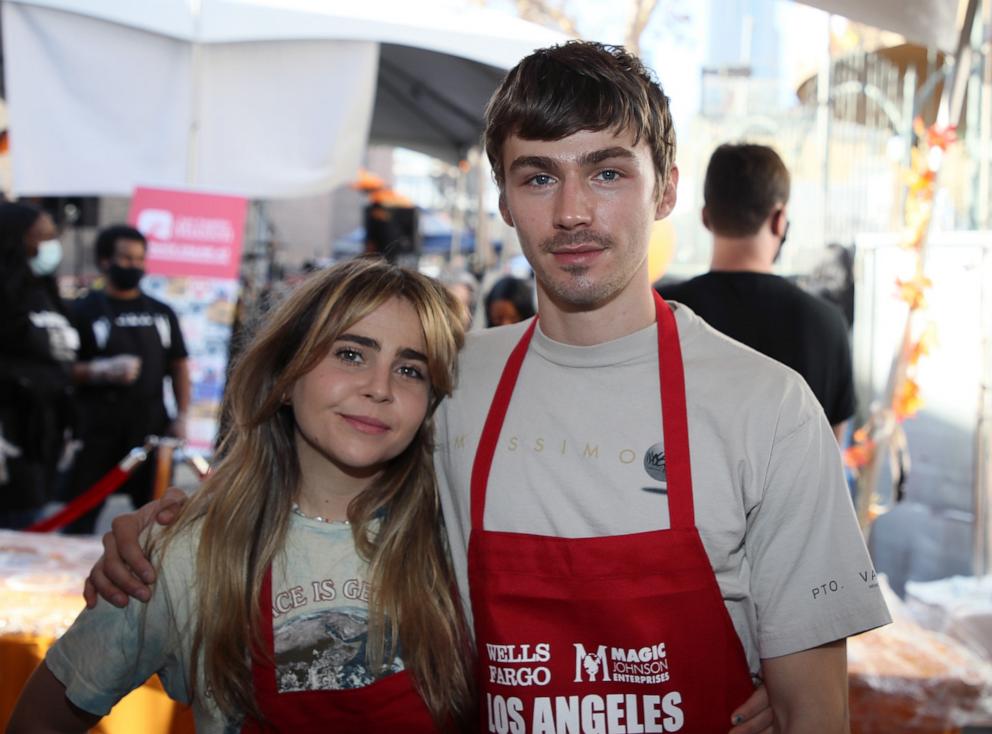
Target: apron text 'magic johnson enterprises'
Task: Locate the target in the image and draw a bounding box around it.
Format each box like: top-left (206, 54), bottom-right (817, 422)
top-left (467, 293), bottom-right (754, 734)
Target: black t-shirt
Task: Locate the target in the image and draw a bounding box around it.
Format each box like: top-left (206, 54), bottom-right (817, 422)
top-left (72, 290), bottom-right (188, 411)
top-left (658, 271), bottom-right (855, 425)
top-left (0, 275), bottom-right (76, 398)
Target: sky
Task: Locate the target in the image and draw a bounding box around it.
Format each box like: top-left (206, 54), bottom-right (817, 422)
top-left (477, 0), bottom-right (832, 135)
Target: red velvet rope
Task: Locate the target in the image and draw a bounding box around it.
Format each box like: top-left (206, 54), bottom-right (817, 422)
top-left (26, 455), bottom-right (147, 533)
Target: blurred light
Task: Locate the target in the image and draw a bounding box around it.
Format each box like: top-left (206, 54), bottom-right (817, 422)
top-left (886, 134), bottom-right (907, 163)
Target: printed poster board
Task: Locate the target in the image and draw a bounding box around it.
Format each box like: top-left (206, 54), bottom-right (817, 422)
top-left (128, 187), bottom-right (247, 455)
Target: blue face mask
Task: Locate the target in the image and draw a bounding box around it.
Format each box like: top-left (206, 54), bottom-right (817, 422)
top-left (29, 239), bottom-right (63, 276)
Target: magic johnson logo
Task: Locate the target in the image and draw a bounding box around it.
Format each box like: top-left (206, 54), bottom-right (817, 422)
top-left (641, 443), bottom-right (667, 494)
top-left (574, 642), bottom-right (672, 684)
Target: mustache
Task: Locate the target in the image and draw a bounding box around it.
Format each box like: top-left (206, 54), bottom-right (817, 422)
top-left (539, 231), bottom-right (615, 252)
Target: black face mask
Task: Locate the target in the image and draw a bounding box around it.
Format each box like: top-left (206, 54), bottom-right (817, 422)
top-left (108, 264), bottom-right (144, 290)
top-left (773, 220), bottom-right (790, 264)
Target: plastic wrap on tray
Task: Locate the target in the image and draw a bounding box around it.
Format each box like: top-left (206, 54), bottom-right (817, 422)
top-left (849, 575), bottom-right (992, 733)
top-left (905, 575), bottom-right (992, 664)
top-left (0, 530), bottom-right (103, 638)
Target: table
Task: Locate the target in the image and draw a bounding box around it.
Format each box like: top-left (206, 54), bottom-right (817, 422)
top-left (848, 580), bottom-right (992, 734)
top-left (0, 530), bottom-right (194, 733)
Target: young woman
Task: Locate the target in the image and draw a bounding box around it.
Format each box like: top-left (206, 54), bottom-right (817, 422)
top-left (8, 257), bottom-right (472, 732)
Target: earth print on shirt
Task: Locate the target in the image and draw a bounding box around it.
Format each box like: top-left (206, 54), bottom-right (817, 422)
top-left (273, 608), bottom-right (404, 691)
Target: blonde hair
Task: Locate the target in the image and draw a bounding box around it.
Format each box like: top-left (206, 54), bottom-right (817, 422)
top-left (155, 257), bottom-right (470, 729)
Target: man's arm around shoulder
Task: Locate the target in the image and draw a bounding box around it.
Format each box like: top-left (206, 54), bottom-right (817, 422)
top-left (762, 638), bottom-right (849, 733)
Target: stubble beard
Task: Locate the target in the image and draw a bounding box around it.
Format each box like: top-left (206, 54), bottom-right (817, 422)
top-left (535, 231), bottom-right (623, 307)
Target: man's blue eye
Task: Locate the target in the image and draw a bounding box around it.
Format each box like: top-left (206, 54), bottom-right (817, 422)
top-left (530, 174), bottom-right (553, 186)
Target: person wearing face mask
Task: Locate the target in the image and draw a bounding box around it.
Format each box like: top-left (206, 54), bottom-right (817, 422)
top-left (0, 201), bottom-right (79, 528)
top-left (64, 225), bottom-right (190, 534)
top-left (657, 143), bottom-right (855, 443)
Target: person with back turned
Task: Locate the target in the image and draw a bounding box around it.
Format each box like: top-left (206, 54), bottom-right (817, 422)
top-left (658, 143), bottom-right (855, 441)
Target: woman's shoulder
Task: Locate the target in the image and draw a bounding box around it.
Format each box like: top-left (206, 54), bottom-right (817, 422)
top-left (145, 515), bottom-right (205, 586)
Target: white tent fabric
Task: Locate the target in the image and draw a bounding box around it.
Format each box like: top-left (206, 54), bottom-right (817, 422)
top-left (2, 0), bottom-right (564, 197)
top-left (5, 3), bottom-right (378, 197)
top-left (792, 0), bottom-right (961, 53)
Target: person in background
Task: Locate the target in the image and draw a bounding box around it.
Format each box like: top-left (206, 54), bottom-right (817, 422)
top-left (658, 143), bottom-right (855, 442)
top-left (8, 257), bottom-right (473, 732)
top-left (483, 274), bottom-right (535, 327)
top-left (441, 269), bottom-right (479, 331)
top-left (800, 242), bottom-right (856, 330)
top-left (0, 202), bottom-right (78, 529)
top-left (63, 225), bottom-right (190, 533)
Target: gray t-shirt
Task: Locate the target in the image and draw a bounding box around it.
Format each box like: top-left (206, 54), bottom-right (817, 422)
top-left (46, 515), bottom-right (399, 733)
top-left (434, 303), bottom-right (890, 674)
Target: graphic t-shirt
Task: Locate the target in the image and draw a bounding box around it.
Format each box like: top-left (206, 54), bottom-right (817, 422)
top-left (434, 304), bottom-right (890, 676)
top-left (0, 276), bottom-right (78, 395)
top-left (72, 290), bottom-right (188, 409)
top-left (46, 514), bottom-right (400, 733)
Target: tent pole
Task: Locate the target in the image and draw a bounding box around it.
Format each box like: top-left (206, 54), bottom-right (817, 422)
top-left (186, 0), bottom-right (204, 186)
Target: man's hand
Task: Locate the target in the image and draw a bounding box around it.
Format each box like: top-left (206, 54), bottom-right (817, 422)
top-left (82, 487), bottom-right (188, 609)
top-left (730, 682), bottom-right (773, 733)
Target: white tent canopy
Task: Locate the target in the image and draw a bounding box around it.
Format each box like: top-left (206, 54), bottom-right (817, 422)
top-left (793, 0), bottom-right (961, 53)
top-left (2, 0), bottom-right (564, 197)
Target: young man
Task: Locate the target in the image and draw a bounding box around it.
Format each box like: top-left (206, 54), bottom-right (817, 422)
top-left (65, 225), bottom-right (190, 533)
top-left (658, 144), bottom-right (855, 441)
top-left (85, 43), bottom-right (887, 732)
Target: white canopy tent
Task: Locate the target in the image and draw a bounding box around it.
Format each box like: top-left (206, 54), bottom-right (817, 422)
top-left (792, 0), bottom-right (961, 53)
top-left (2, 0), bottom-right (564, 197)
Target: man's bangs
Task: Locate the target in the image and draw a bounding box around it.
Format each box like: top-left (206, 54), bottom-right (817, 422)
top-left (510, 89), bottom-right (650, 147)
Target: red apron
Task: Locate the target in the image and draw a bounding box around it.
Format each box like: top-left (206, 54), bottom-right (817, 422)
top-left (242, 566), bottom-right (439, 733)
top-left (468, 292), bottom-right (753, 733)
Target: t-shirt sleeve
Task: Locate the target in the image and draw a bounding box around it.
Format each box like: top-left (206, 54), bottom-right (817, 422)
top-left (165, 306), bottom-right (189, 361)
top-left (44, 532), bottom-right (193, 715)
top-left (826, 309), bottom-right (855, 425)
top-left (744, 382), bottom-right (890, 659)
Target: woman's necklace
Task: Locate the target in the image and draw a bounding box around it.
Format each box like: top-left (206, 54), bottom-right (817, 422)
top-left (291, 502), bottom-right (350, 525)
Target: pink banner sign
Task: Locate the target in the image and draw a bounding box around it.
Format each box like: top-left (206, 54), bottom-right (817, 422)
top-left (128, 187), bottom-right (247, 279)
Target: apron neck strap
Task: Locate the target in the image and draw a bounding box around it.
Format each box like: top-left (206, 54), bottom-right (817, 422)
top-left (470, 294), bottom-right (694, 530)
top-left (654, 291), bottom-right (694, 529)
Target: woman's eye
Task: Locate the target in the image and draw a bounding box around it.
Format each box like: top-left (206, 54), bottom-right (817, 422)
top-left (397, 365), bottom-right (425, 381)
top-left (335, 348), bottom-right (364, 364)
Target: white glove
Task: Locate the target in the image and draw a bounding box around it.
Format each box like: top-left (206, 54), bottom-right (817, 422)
top-left (88, 355), bottom-right (142, 384)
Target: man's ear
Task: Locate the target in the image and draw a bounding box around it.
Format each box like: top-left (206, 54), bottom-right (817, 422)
top-left (772, 205), bottom-right (788, 237)
top-left (655, 166), bottom-right (679, 220)
top-left (701, 207), bottom-right (711, 232)
top-left (498, 193), bottom-right (514, 227)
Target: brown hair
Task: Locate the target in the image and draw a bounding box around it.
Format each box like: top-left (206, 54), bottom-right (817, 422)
top-left (153, 256), bottom-right (471, 730)
top-left (703, 143), bottom-right (790, 237)
top-left (483, 41), bottom-right (676, 189)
